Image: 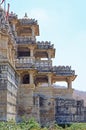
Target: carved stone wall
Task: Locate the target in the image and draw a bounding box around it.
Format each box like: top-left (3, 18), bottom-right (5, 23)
top-left (55, 98), bottom-right (86, 124)
top-left (0, 63), bottom-right (18, 121)
top-left (17, 84), bottom-right (35, 121)
top-left (39, 95), bottom-right (55, 126)
top-left (0, 6), bottom-right (86, 126)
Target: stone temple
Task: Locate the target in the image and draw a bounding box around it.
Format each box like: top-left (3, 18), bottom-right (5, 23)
top-left (0, 5), bottom-right (86, 126)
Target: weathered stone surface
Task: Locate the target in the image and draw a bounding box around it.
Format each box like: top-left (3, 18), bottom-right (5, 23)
top-left (0, 5), bottom-right (86, 126)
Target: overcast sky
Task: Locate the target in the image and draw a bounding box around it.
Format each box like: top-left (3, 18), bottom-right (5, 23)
top-left (2, 0), bottom-right (86, 91)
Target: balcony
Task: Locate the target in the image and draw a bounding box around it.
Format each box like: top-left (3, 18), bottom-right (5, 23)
top-left (16, 59), bottom-right (75, 77)
top-left (19, 18), bottom-right (38, 25)
top-left (37, 66), bottom-right (75, 77)
top-left (35, 60), bottom-right (52, 67)
top-left (16, 57), bottom-right (35, 64)
top-left (15, 37), bottom-right (36, 44)
top-left (37, 41), bottom-right (54, 49)
top-left (15, 57), bottom-right (35, 68)
top-left (15, 58), bottom-right (52, 69)
top-left (52, 66), bottom-right (75, 76)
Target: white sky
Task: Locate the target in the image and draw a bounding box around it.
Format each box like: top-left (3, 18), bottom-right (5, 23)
top-left (2, 0), bottom-right (86, 91)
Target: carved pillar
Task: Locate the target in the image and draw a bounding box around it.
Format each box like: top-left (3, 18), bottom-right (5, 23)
top-left (48, 50), bottom-right (51, 60)
top-left (67, 78), bottom-right (72, 89)
top-left (32, 26), bottom-right (35, 41)
top-left (29, 71), bottom-right (34, 84)
top-left (7, 45), bottom-right (10, 59)
top-left (13, 49), bottom-right (15, 66)
top-left (29, 46), bottom-right (34, 57)
top-left (13, 24), bottom-right (15, 31)
top-left (30, 48), bottom-right (34, 57)
top-left (8, 44), bottom-right (12, 63)
top-left (11, 21), bottom-right (17, 36)
top-left (12, 48), bottom-right (15, 66)
top-left (48, 74), bottom-right (52, 87)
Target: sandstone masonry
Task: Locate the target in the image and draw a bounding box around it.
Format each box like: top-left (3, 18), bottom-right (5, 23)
top-left (0, 6), bottom-right (86, 126)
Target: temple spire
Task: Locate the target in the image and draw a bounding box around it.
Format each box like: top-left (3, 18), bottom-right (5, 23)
top-left (24, 13), bottom-right (28, 19)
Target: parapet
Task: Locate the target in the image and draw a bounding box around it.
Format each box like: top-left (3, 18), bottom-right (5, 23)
top-left (37, 41), bottom-right (54, 49)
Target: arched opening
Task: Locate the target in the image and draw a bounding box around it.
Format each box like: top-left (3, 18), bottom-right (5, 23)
top-left (22, 74), bottom-right (30, 84)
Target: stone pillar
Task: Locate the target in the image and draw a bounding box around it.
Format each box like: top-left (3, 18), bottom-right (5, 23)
top-left (48, 74), bottom-right (52, 87)
top-left (8, 44), bottom-right (12, 63)
top-left (32, 27), bottom-right (35, 37)
top-left (12, 48), bottom-right (15, 66)
top-left (30, 48), bottom-right (34, 57)
top-left (7, 45), bottom-right (10, 59)
top-left (32, 26), bottom-right (35, 41)
top-left (48, 51), bottom-right (51, 60)
top-left (13, 24), bottom-right (15, 31)
top-left (29, 71), bottom-right (34, 84)
top-left (67, 78), bottom-right (72, 89)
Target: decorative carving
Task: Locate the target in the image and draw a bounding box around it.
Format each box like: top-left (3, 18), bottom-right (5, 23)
top-left (37, 41), bottom-right (54, 49)
top-left (19, 18), bottom-right (37, 25)
top-left (15, 37), bottom-right (36, 44)
top-left (20, 27), bottom-right (32, 34)
top-left (0, 8), bottom-right (8, 32)
top-left (8, 11), bottom-right (17, 19)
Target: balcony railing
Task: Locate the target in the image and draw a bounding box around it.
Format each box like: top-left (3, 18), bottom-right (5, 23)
top-left (52, 66), bottom-right (75, 75)
top-left (37, 41), bottom-right (54, 49)
top-left (35, 60), bottom-right (52, 67)
top-left (15, 57), bottom-right (35, 68)
top-left (16, 57), bottom-right (35, 64)
top-left (15, 59), bottom-right (75, 76)
top-left (37, 66), bottom-right (75, 76)
top-left (15, 58), bottom-right (52, 68)
top-left (19, 18), bottom-right (37, 25)
top-left (15, 37), bottom-right (36, 44)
